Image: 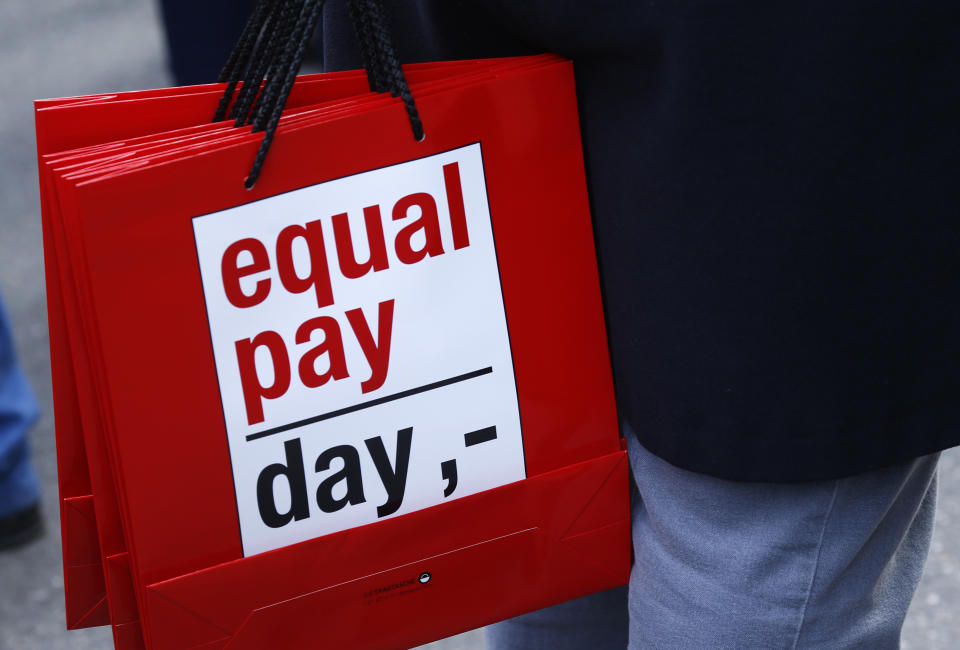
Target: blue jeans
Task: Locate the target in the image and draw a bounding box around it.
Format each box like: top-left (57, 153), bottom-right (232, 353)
top-left (487, 429), bottom-right (939, 649)
top-left (0, 294), bottom-right (40, 518)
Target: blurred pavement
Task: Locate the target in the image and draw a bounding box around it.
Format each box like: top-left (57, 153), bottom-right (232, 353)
top-left (0, 1), bottom-right (956, 649)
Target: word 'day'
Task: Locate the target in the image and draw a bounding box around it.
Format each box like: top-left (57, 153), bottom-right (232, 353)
top-left (193, 144), bottom-right (525, 556)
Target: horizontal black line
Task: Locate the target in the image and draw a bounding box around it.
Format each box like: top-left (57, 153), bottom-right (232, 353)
top-left (464, 426), bottom-right (498, 447)
top-left (245, 367), bottom-right (494, 442)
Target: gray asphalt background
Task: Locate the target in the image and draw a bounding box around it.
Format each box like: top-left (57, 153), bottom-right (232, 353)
top-left (0, 2), bottom-right (957, 649)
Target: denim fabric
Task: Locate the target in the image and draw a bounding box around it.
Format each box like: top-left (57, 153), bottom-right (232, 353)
top-left (0, 295), bottom-right (40, 518)
top-left (487, 431), bottom-right (938, 649)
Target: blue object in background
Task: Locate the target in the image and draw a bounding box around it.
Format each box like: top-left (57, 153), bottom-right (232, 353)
top-left (0, 292), bottom-right (40, 520)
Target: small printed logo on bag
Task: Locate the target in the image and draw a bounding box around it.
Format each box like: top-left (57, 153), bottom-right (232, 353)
top-left (363, 572), bottom-right (433, 602)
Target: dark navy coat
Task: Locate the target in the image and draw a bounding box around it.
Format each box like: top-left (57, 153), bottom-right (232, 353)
top-left (323, 1), bottom-right (960, 482)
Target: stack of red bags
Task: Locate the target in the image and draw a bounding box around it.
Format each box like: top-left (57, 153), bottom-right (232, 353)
top-left (35, 54), bottom-right (628, 649)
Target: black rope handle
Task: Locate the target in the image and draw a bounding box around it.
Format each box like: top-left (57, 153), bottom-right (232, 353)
top-left (214, 0), bottom-right (424, 189)
top-left (347, 0), bottom-right (388, 93)
top-left (213, 0), bottom-right (272, 122)
top-left (229, 0), bottom-right (289, 125)
top-left (351, 0), bottom-right (424, 141)
top-left (245, 0), bottom-right (325, 188)
top-left (250, 0), bottom-right (319, 132)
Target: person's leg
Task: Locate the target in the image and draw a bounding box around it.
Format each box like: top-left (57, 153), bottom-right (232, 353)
top-left (0, 293), bottom-right (41, 548)
top-left (626, 431), bottom-right (939, 649)
top-left (486, 427), bottom-right (937, 649)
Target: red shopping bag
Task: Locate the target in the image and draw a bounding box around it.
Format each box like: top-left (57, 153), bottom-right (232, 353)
top-left (37, 56), bottom-right (532, 647)
top-left (40, 55), bottom-right (628, 649)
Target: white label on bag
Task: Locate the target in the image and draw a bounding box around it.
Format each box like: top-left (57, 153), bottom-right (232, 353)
top-left (192, 144), bottom-right (525, 556)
